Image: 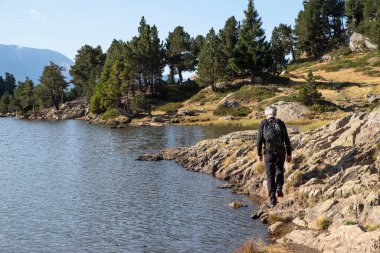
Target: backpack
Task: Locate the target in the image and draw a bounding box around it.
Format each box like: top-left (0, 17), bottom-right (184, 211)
top-left (263, 118), bottom-right (284, 152)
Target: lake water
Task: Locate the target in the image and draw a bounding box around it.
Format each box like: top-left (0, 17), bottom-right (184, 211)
top-left (0, 119), bottom-right (268, 253)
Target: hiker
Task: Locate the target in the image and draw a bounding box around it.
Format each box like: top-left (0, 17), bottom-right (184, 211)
top-left (257, 106), bottom-right (292, 207)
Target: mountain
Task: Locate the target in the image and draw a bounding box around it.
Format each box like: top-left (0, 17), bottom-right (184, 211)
top-left (0, 44), bottom-right (73, 84)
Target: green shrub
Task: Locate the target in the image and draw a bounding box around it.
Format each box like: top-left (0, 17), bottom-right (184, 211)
top-left (129, 95), bottom-right (151, 115)
top-left (310, 100), bottom-right (338, 112)
top-left (101, 108), bottom-right (122, 121)
top-left (155, 102), bottom-right (183, 112)
top-left (297, 71), bottom-right (322, 106)
top-left (213, 105), bottom-right (251, 117)
top-left (344, 220), bottom-right (357, 225)
top-left (233, 85), bottom-right (278, 103)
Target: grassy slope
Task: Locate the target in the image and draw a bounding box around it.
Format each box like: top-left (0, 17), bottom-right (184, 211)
top-left (134, 49), bottom-right (380, 130)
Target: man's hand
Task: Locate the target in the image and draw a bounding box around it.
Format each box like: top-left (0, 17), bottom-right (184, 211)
top-left (258, 155), bottom-right (263, 162)
top-left (286, 155), bottom-right (292, 163)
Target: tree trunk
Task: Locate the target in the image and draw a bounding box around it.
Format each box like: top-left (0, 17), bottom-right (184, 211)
top-left (178, 69), bottom-right (183, 84)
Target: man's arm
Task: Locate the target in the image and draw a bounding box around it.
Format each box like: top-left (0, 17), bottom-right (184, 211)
top-left (257, 121), bottom-right (265, 160)
top-left (280, 121), bottom-right (292, 162)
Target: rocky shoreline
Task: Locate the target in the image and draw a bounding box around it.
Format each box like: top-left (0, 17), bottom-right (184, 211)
top-left (138, 107), bottom-right (380, 253)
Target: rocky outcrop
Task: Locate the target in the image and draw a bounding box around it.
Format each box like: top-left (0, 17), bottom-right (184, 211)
top-left (30, 98), bottom-right (89, 120)
top-left (350, 32), bottom-right (378, 51)
top-left (139, 106), bottom-right (380, 253)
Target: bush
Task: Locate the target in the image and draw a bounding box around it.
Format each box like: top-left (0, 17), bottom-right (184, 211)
top-left (317, 216), bottom-right (331, 230)
top-left (156, 81), bottom-right (200, 102)
top-left (344, 220), bottom-right (357, 225)
top-left (233, 85), bottom-right (278, 103)
top-left (101, 108), bottom-right (122, 121)
top-left (213, 105), bottom-right (251, 117)
top-left (129, 95), bottom-right (151, 116)
top-left (309, 100), bottom-right (338, 112)
top-left (155, 102), bottom-right (183, 112)
top-left (297, 71), bottom-right (322, 106)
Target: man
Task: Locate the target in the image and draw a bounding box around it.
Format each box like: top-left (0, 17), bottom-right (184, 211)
top-left (257, 106), bottom-right (292, 207)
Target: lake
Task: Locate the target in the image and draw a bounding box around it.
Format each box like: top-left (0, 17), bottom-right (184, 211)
top-left (0, 119), bottom-right (267, 253)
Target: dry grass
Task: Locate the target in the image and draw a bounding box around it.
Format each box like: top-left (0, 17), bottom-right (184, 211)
top-left (316, 216), bottom-right (331, 230)
top-left (301, 120), bottom-right (331, 132)
top-left (253, 161), bottom-right (265, 174)
top-left (233, 239), bottom-right (294, 253)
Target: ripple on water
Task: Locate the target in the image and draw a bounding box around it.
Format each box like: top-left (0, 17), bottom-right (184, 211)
top-left (0, 119), bottom-right (267, 252)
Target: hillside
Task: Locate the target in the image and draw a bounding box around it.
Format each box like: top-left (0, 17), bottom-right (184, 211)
top-left (0, 44), bottom-right (73, 83)
top-left (129, 49), bottom-right (379, 130)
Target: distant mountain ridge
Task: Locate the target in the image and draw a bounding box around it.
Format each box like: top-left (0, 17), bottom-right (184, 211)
top-left (0, 44), bottom-right (73, 84)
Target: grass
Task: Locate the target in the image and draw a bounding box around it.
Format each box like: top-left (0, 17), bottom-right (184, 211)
top-left (287, 60), bottom-right (316, 72)
top-left (289, 171), bottom-right (304, 187)
top-left (344, 220), bottom-right (357, 225)
top-left (179, 118), bottom-right (261, 127)
top-left (232, 85), bottom-right (278, 103)
top-left (214, 105), bottom-right (251, 117)
top-left (301, 120), bottom-right (330, 132)
top-left (253, 162), bottom-right (265, 174)
top-left (233, 239), bottom-right (293, 253)
top-left (189, 88), bottom-right (230, 104)
top-left (373, 143), bottom-right (380, 161)
top-left (316, 216), bottom-right (331, 230)
top-left (365, 224), bottom-right (380, 232)
top-left (155, 102), bottom-right (183, 112)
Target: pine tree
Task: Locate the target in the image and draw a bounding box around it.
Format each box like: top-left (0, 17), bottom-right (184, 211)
top-left (346, 0), bottom-right (364, 30)
top-left (0, 76), bottom-right (4, 97)
top-left (271, 24), bottom-right (294, 75)
top-left (39, 62), bottom-right (68, 110)
top-left (166, 26), bottom-right (195, 83)
top-left (4, 73), bottom-right (16, 95)
top-left (192, 35), bottom-right (205, 61)
top-left (197, 28), bottom-right (225, 91)
top-left (219, 16), bottom-right (239, 78)
top-left (14, 78), bottom-right (35, 113)
top-left (70, 45), bottom-right (106, 99)
top-left (234, 0), bottom-right (270, 81)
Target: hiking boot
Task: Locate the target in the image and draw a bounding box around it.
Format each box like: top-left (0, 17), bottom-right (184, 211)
top-left (277, 189), bottom-right (284, 198)
top-left (269, 198), bottom-right (277, 208)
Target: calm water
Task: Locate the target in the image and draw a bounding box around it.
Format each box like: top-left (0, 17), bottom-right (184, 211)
top-left (0, 119), bottom-right (267, 253)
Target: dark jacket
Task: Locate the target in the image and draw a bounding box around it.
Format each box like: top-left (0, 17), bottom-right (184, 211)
top-left (257, 117), bottom-right (292, 157)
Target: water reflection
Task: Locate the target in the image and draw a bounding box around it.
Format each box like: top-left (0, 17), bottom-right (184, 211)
top-left (0, 119), bottom-right (267, 252)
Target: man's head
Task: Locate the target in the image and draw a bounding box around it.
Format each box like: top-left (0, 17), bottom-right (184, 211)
top-left (265, 106), bottom-right (277, 119)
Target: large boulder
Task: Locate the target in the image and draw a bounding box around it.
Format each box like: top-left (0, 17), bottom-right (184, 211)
top-left (350, 32), bottom-right (378, 51)
top-left (271, 101), bottom-right (309, 120)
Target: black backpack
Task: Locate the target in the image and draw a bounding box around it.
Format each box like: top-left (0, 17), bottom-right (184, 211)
top-left (263, 118), bottom-right (284, 152)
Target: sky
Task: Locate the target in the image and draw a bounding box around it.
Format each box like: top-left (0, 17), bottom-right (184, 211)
top-left (0, 0), bottom-right (303, 60)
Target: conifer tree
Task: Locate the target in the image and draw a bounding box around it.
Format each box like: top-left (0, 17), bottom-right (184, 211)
top-left (70, 45), bottom-right (106, 99)
top-left (14, 78), bottom-right (35, 113)
top-left (271, 24), bottom-right (294, 75)
top-left (39, 62), bottom-right (68, 110)
top-left (166, 26), bottom-right (195, 83)
top-left (197, 28), bottom-right (225, 91)
top-left (234, 0), bottom-right (270, 81)
top-left (219, 16), bottom-right (239, 78)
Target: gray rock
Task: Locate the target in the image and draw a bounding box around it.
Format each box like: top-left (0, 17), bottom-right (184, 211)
top-left (366, 94), bottom-right (380, 104)
top-left (350, 32), bottom-right (378, 51)
top-left (271, 101), bottom-right (309, 120)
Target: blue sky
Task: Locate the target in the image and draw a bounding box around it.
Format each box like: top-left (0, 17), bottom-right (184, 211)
top-left (0, 0), bottom-right (303, 60)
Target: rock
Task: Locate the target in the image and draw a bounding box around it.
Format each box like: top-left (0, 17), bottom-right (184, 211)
top-left (137, 153), bottom-right (164, 161)
top-left (366, 94), bottom-right (380, 104)
top-left (271, 101), bottom-right (309, 120)
top-left (218, 93), bottom-right (240, 108)
top-left (229, 201), bottom-right (247, 209)
top-left (215, 78), bottom-right (251, 90)
top-left (268, 221), bottom-right (285, 235)
top-left (151, 116), bottom-right (165, 123)
top-left (321, 53), bottom-right (335, 62)
top-left (220, 116), bottom-right (235, 121)
top-left (280, 70), bottom-right (289, 75)
top-left (176, 110), bottom-right (199, 116)
top-left (350, 32), bottom-right (378, 51)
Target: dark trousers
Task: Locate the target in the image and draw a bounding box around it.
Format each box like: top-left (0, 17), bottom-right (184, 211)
top-left (264, 151), bottom-right (285, 201)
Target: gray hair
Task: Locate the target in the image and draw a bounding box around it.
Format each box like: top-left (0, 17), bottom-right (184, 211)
top-left (265, 106), bottom-right (277, 118)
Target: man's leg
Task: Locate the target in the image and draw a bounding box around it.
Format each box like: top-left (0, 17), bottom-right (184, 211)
top-left (265, 153), bottom-right (277, 206)
top-left (275, 153), bottom-right (286, 197)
